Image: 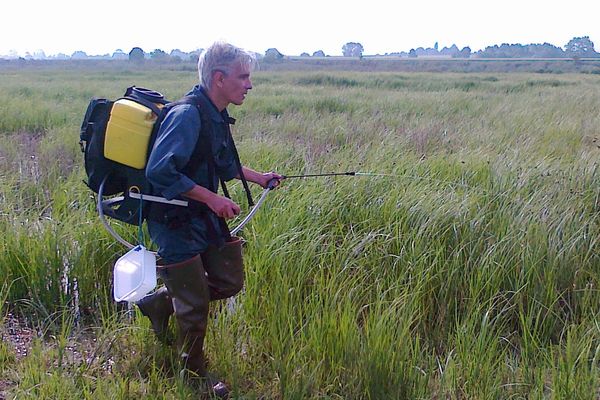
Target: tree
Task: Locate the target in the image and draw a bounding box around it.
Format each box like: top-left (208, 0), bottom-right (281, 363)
top-left (150, 48), bottom-right (169, 61)
top-left (476, 42), bottom-right (570, 58)
top-left (312, 50), bottom-right (326, 57)
top-left (533, 43), bottom-right (565, 58)
top-left (170, 49), bottom-right (189, 60)
top-left (264, 48), bottom-right (284, 60)
top-left (32, 49), bottom-right (46, 59)
top-left (440, 44), bottom-right (460, 57)
top-left (455, 46), bottom-right (471, 58)
top-left (188, 49), bottom-right (202, 63)
top-left (565, 36), bottom-right (598, 57)
top-left (112, 49), bottom-right (128, 60)
top-left (129, 47), bottom-right (145, 62)
top-left (342, 42), bottom-right (364, 58)
top-left (71, 50), bottom-right (87, 59)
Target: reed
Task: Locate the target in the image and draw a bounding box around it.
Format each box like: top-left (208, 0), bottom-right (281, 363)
top-left (0, 64), bottom-right (598, 399)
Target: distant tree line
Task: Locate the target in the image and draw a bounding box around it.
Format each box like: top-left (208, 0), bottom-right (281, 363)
top-left (380, 37), bottom-right (599, 59)
top-left (1, 48), bottom-right (205, 62)
top-left (476, 37), bottom-right (598, 58)
top-left (272, 36), bottom-right (599, 60)
top-left (127, 47), bottom-right (204, 63)
top-left (2, 36), bottom-right (598, 61)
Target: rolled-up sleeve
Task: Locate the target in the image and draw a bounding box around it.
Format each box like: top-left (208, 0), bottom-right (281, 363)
top-left (146, 104), bottom-right (201, 200)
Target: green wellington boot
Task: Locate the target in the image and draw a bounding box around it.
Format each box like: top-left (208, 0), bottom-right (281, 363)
top-left (136, 286), bottom-right (174, 343)
top-left (158, 255), bottom-right (230, 398)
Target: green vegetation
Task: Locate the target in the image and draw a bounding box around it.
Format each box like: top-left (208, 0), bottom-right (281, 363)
top-left (0, 63), bottom-right (598, 399)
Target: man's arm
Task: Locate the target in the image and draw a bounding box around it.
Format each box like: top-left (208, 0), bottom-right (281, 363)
top-left (239, 166), bottom-right (282, 189)
top-left (183, 184), bottom-right (241, 219)
top-left (183, 167), bottom-right (280, 219)
top-left (146, 105), bottom-right (201, 200)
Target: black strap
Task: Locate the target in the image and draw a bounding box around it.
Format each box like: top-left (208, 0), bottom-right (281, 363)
top-left (182, 95), bottom-right (215, 188)
top-left (185, 94), bottom-right (254, 207)
top-left (224, 117), bottom-right (255, 207)
top-left (124, 95), bottom-right (162, 116)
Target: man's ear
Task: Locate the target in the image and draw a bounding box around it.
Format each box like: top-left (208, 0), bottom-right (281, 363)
top-left (213, 70), bottom-right (226, 88)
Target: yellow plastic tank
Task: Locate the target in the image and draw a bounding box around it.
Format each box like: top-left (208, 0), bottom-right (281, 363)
top-left (104, 99), bottom-right (159, 169)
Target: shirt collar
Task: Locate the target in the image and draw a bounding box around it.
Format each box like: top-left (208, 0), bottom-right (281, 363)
top-left (188, 85), bottom-right (233, 124)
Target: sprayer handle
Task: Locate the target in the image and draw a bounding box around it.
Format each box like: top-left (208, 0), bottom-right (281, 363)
top-left (267, 178), bottom-right (280, 190)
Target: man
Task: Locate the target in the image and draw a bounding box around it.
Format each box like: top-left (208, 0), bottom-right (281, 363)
top-left (136, 42), bottom-right (281, 398)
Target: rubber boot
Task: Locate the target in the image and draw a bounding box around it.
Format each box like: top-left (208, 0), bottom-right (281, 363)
top-left (158, 255), bottom-right (230, 398)
top-left (136, 286), bottom-right (174, 343)
top-left (202, 236), bottom-right (244, 301)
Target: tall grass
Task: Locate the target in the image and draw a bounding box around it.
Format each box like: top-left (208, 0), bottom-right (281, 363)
top-left (0, 64), bottom-right (598, 398)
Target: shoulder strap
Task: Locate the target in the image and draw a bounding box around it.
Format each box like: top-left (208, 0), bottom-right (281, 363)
top-left (180, 95), bottom-right (214, 184)
top-left (182, 94), bottom-right (254, 207)
top-left (223, 116), bottom-right (255, 207)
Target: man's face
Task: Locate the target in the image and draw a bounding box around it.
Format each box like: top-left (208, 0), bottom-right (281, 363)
top-left (219, 63), bottom-right (252, 106)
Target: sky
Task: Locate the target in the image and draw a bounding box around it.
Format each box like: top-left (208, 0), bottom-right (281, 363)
top-left (2, 0), bottom-right (598, 57)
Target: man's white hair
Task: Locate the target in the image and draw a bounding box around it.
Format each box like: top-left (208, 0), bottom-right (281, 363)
top-left (197, 42), bottom-right (256, 89)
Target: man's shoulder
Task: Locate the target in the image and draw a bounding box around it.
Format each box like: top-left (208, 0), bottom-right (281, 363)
top-left (164, 102), bottom-right (201, 125)
top-left (168, 101), bottom-right (197, 114)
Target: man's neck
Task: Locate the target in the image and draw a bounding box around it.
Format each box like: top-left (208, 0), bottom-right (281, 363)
top-left (206, 87), bottom-right (227, 112)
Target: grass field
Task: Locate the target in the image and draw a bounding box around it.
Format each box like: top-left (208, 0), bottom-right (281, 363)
top-left (0, 61), bottom-right (599, 399)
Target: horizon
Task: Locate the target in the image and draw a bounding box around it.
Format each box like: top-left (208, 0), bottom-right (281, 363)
top-left (1, 36), bottom-right (596, 60)
top-left (3, 0), bottom-right (598, 59)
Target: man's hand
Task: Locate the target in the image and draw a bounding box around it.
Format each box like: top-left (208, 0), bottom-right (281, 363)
top-left (259, 171), bottom-right (283, 189)
top-left (184, 184), bottom-right (241, 219)
top-left (205, 194), bottom-right (241, 219)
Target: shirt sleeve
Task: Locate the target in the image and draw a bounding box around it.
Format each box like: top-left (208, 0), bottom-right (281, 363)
top-left (146, 104), bottom-right (201, 200)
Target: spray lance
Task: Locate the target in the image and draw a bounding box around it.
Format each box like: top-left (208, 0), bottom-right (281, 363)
top-left (244, 168), bottom-right (477, 226)
top-left (280, 171), bottom-right (385, 179)
top-left (231, 171), bottom-right (384, 233)
top-left (196, 171), bottom-right (393, 236)
top-left (99, 171), bottom-right (384, 249)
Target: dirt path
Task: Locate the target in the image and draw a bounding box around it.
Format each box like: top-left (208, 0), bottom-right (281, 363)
top-left (1, 312), bottom-right (37, 399)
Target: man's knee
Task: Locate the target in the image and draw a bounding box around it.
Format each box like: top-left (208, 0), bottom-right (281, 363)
top-left (210, 276), bottom-right (243, 300)
top-left (225, 278), bottom-right (244, 297)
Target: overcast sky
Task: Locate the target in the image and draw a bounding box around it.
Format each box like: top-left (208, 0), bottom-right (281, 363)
top-left (2, 0), bottom-right (598, 57)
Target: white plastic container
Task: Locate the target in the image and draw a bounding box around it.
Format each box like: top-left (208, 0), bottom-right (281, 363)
top-left (113, 245), bottom-right (157, 302)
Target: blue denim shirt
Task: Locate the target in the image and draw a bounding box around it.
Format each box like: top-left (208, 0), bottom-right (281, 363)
top-left (146, 86), bottom-right (239, 263)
